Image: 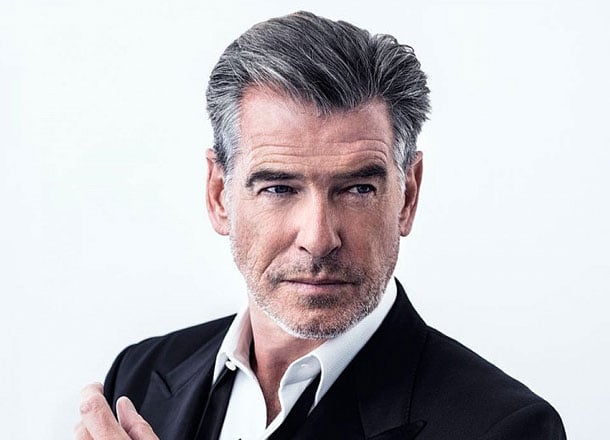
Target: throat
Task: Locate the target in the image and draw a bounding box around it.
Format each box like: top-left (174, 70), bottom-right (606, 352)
top-left (262, 387), bottom-right (282, 426)
top-left (250, 350), bottom-right (284, 426)
top-left (247, 305), bottom-right (327, 427)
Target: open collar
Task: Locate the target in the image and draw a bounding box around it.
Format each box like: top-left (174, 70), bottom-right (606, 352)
top-left (213, 280), bottom-right (397, 407)
top-left (295, 279), bottom-right (429, 439)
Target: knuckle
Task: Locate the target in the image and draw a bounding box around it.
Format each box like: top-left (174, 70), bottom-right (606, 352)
top-left (79, 393), bottom-right (107, 415)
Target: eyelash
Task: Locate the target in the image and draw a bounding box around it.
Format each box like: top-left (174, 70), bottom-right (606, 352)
top-left (261, 185), bottom-right (296, 195)
top-left (346, 184), bottom-right (376, 195)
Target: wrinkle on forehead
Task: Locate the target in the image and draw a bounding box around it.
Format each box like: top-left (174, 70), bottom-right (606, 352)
top-left (236, 87), bottom-right (395, 176)
top-left (245, 143), bottom-right (390, 164)
top-left (243, 149), bottom-right (391, 183)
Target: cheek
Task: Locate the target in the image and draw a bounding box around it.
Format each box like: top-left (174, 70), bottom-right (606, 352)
top-left (341, 203), bottom-right (401, 251)
top-left (231, 206), bottom-right (294, 268)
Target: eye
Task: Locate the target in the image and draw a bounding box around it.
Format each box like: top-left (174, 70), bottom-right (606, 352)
top-left (261, 185), bottom-right (296, 195)
top-left (346, 184), bottom-right (376, 195)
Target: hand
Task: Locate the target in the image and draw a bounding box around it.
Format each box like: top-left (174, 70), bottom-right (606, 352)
top-left (75, 383), bottom-right (159, 440)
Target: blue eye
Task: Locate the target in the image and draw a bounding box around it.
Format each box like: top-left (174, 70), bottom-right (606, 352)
top-left (262, 185), bottom-right (295, 195)
top-left (347, 184), bottom-right (375, 194)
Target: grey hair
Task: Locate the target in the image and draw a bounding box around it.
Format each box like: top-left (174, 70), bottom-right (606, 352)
top-left (205, 11), bottom-right (430, 182)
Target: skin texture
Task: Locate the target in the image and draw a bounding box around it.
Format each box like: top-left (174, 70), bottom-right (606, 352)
top-left (206, 87), bottom-right (423, 420)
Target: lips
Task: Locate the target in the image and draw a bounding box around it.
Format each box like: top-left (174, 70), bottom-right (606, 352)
top-left (281, 278), bottom-right (355, 296)
top-left (285, 278), bottom-right (351, 285)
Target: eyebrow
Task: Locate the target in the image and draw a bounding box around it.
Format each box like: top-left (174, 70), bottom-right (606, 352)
top-left (245, 169), bottom-right (305, 188)
top-left (245, 163), bottom-right (387, 188)
top-left (334, 164), bottom-right (387, 181)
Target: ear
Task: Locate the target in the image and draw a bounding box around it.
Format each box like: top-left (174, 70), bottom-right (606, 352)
top-left (205, 149), bottom-right (230, 236)
top-left (399, 151), bottom-right (423, 237)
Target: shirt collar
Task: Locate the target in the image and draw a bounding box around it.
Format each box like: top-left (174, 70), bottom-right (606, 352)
top-left (213, 278), bottom-right (398, 401)
top-left (213, 303), bottom-right (253, 382)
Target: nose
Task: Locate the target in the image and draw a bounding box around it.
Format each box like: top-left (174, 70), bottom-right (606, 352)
top-left (295, 194), bottom-right (342, 259)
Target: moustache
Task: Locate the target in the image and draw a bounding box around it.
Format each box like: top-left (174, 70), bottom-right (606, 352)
top-left (268, 255), bottom-right (365, 286)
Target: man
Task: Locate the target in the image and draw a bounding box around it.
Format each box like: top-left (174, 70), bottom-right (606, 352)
top-left (76, 11), bottom-right (566, 440)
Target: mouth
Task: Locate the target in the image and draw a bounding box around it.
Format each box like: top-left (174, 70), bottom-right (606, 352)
top-left (282, 278), bottom-right (354, 294)
top-left (285, 277), bottom-right (352, 285)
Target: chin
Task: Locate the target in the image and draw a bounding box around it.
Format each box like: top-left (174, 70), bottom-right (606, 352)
top-left (272, 317), bottom-right (354, 340)
top-left (264, 304), bottom-right (374, 340)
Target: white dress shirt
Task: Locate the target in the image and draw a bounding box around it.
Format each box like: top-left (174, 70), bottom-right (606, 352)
top-left (213, 279), bottom-right (397, 440)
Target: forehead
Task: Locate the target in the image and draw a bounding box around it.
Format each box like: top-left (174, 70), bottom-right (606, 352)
top-left (235, 87), bottom-right (395, 174)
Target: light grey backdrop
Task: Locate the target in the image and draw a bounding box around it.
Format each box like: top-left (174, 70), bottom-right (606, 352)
top-left (1, 0), bottom-right (608, 438)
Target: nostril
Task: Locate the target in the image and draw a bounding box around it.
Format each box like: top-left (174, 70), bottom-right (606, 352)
top-left (296, 227), bottom-right (341, 258)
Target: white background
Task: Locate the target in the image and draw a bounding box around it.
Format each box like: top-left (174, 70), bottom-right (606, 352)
top-left (1, 0), bottom-right (608, 438)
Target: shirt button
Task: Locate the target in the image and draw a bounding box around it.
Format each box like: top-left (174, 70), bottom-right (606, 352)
top-left (225, 360), bottom-right (237, 371)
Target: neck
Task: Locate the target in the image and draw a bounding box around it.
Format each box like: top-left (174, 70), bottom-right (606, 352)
top-left (248, 302), bottom-right (326, 424)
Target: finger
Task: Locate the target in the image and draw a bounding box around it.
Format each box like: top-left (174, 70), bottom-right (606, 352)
top-left (116, 396), bottom-right (159, 440)
top-left (74, 421), bottom-right (94, 440)
top-left (80, 383), bottom-right (127, 439)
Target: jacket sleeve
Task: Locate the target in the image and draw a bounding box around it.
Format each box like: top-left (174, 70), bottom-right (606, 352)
top-left (478, 401), bottom-right (567, 440)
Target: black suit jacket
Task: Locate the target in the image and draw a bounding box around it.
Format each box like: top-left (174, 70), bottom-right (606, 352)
top-left (104, 280), bottom-right (566, 439)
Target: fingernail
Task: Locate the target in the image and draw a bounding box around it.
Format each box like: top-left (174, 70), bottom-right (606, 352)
top-left (116, 396), bottom-right (137, 426)
top-left (118, 396), bottom-right (136, 412)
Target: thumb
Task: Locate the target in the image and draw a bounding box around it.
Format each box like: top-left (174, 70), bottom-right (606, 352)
top-left (116, 396), bottom-right (159, 440)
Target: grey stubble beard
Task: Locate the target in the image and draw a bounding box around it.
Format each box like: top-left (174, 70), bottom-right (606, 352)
top-left (229, 222), bottom-right (399, 340)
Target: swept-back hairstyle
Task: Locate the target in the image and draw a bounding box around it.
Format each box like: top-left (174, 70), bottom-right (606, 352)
top-left (206, 11), bottom-right (430, 180)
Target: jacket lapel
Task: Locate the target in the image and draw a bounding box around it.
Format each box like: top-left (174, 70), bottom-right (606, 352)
top-left (296, 280), bottom-right (429, 439)
top-left (139, 327), bottom-right (228, 439)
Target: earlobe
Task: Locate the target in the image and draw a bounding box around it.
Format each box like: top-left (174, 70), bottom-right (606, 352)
top-left (399, 151), bottom-right (423, 237)
top-left (205, 149), bottom-right (230, 236)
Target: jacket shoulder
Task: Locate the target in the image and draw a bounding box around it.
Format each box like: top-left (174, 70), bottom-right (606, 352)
top-left (412, 327), bottom-right (565, 439)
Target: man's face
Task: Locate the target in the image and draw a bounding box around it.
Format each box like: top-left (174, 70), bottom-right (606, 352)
top-left (206, 88), bottom-right (421, 339)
